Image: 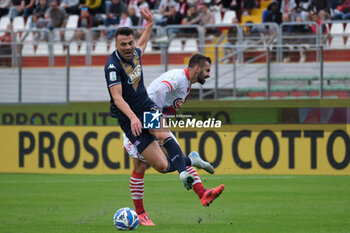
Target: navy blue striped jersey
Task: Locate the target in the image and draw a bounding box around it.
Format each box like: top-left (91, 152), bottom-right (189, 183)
top-left (104, 48), bottom-right (151, 119)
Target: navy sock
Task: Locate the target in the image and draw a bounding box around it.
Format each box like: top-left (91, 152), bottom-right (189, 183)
top-left (163, 137), bottom-right (186, 174)
top-left (166, 156), bottom-right (191, 172)
top-left (184, 157), bottom-right (191, 166)
top-left (166, 156), bottom-right (177, 172)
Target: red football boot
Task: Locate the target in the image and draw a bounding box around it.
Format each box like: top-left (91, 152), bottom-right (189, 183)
top-left (200, 184), bottom-right (225, 207)
top-left (138, 212), bottom-right (155, 226)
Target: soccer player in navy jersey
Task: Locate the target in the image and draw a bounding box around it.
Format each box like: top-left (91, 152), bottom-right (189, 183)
top-left (104, 8), bottom-right (212, 197)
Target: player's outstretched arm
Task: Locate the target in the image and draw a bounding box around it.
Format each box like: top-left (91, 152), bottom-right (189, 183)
top-left (110, 84), bottom-right (142, 136)
top-left (137, 8), bottom-right (153, 55)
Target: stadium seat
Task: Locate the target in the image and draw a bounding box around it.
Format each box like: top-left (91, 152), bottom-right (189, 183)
top-left (345, 23), bottom-right (350, 48)
top-left (25, 15), bottom-right (32, 29)
top-left (22, 43), bottom-right (35, 55)
top-left (260, 0), bottom-right (271, 9)
top-left (145, 41), bottom-right (152, 53)
top-left (258, 75), bottom-right (319, 83)
top-left (69, 42), bottom-right (79, 55)
top-left (65, 15), bottom-right (79, 40)
top-left (108, 43), bottom-right (115, 53)
top-left (53, 43), bottom-right (65, 55)
top-left (35, 43), bottom-right (49, 55)
top-left (298, 85), bottom-right (318, 92)
top-left (222, 10), bottom-right (237, 24)
top-left (0, 16), bottom-right (10, 30)
top-left (70, 42), bottom-right (85, 55)
top-left (168, 39), bottom-right (184, 52)
top-left (330, 37), bottom-right (345, 48)
top-left (237, 86), bottom-right (265, 93)
top-left (51, 30), bottom-right (62, 42)
top-left (232, 96), bottom-right (265, 100)
top-left (22, 43), bottom-right (49, 55)
top-left (66, 15), bottom-right (79, 29)
top-left (22, 30), bottom-right (34, 44)
top-left (13, 16), bottom-right (25, 30)
top-left (270, 85), bottom-right (298, 92)
top-left (79, 42), bottom-right (87, 54)
top-left (329, 23), bottom-right (344, 48)
top-left (184, 39), bottom-right (197, 52)
top-left (92, 41), bottom-right (108, 54)
top-left (298, 84), bottom-right (350, 92)
top-left (213, 10), bottom-right (222, 24)
top-left (13, 16), bottom-right (25, 40)
top-left (330, 22), bottom-right (344, 33)
top-left (324, 74), bottom-right (345, 81)
top-left (21, 15), bottom-right (34, 43)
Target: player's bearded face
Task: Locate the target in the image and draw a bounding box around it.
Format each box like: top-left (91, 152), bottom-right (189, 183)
top-left (116, 35), bottom-right (136, 60)
top-left (197, 62), bottom-right (211, 84)
top-left (197, 70), bottom-right (206, 84)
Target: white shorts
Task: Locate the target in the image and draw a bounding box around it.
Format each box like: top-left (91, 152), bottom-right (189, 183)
top-left (123, 132), bottom-right (178, 162)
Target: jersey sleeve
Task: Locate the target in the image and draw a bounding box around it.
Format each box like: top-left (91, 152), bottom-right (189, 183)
top-left (135, 47), bottom-right (142, 57)
top-left (160, 73), bottom-right (180, 92)
top-left (105, 65), bottom-right (122, 88)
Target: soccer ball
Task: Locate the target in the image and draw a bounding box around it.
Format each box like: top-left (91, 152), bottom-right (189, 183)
top-left (113, 207), bottom-right (139, 230)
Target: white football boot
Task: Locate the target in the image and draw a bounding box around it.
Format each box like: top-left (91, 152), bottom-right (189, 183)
top-left (179, 171), bottom-right (195, 190)
top-left (188, 151), bottom-right (215, 174)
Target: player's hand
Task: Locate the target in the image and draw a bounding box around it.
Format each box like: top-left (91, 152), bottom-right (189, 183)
top-left (139, 7), bottom-right (153, 26)
top-left (130, 116), bottom-right (142, 137)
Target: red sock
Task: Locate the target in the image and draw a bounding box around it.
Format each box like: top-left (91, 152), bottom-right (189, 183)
top-left (129, 170), bottom-right (145, 215)
top-left (187, 166), bottom-right (206, 199)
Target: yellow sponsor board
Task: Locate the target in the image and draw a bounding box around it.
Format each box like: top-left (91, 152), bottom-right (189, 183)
top-left (0, 125), bottom-right (349, 175)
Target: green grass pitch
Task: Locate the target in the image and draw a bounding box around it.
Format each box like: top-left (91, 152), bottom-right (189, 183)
top-left (0, 174), bottom-right (350, 233)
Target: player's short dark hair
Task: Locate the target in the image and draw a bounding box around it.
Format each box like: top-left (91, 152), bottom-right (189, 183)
top-left (188, 54), bottom-right (212, 68)
top-left (114, 27), bottom-right (135, 40)
top-left (200, 2), bottom-right (210, 8)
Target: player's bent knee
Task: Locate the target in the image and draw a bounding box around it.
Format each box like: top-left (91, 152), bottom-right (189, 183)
top-left (149, 129), bottom-right (171, 144)
top-left (141, 141), bottom-right (168, 173)
top-left (151, 159), bottom-right (168, 173)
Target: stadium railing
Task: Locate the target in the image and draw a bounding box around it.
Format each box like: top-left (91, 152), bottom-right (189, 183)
top-left (1, 21), bottom-right (350, 103)
top-left (7, 22), bottom-right (350, 65)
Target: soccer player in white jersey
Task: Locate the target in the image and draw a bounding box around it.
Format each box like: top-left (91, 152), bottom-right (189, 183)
top-left (124, 54), bottom-right (225, 226)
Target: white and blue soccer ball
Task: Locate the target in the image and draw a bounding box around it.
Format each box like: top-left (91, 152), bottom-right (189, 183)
top-left (113, 207), bottom-right (139, 231)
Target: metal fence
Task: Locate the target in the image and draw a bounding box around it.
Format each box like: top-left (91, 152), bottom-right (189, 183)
top-left (0, 21), bottom-right (350, 103)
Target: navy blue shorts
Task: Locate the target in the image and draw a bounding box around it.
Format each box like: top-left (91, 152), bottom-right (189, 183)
top-left (118, 100), bottom-right (160, 154)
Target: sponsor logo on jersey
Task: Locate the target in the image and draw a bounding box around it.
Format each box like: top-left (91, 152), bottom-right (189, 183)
top-left (162, 98), bottom-right (184, 115)
top-left (108, 64), bottom-right (116, 69)
top-left (127, 65), bottom-right (142, 90)
top-left (173, 98), bottom-right (184, 110)
top-left (127, 65), bottom-right (141, 85)
top-left (120, 54), bottom-right (142, 91)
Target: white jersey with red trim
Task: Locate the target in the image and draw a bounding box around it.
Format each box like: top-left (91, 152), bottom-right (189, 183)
top-left (147, 69), bottom-right (191, 115)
